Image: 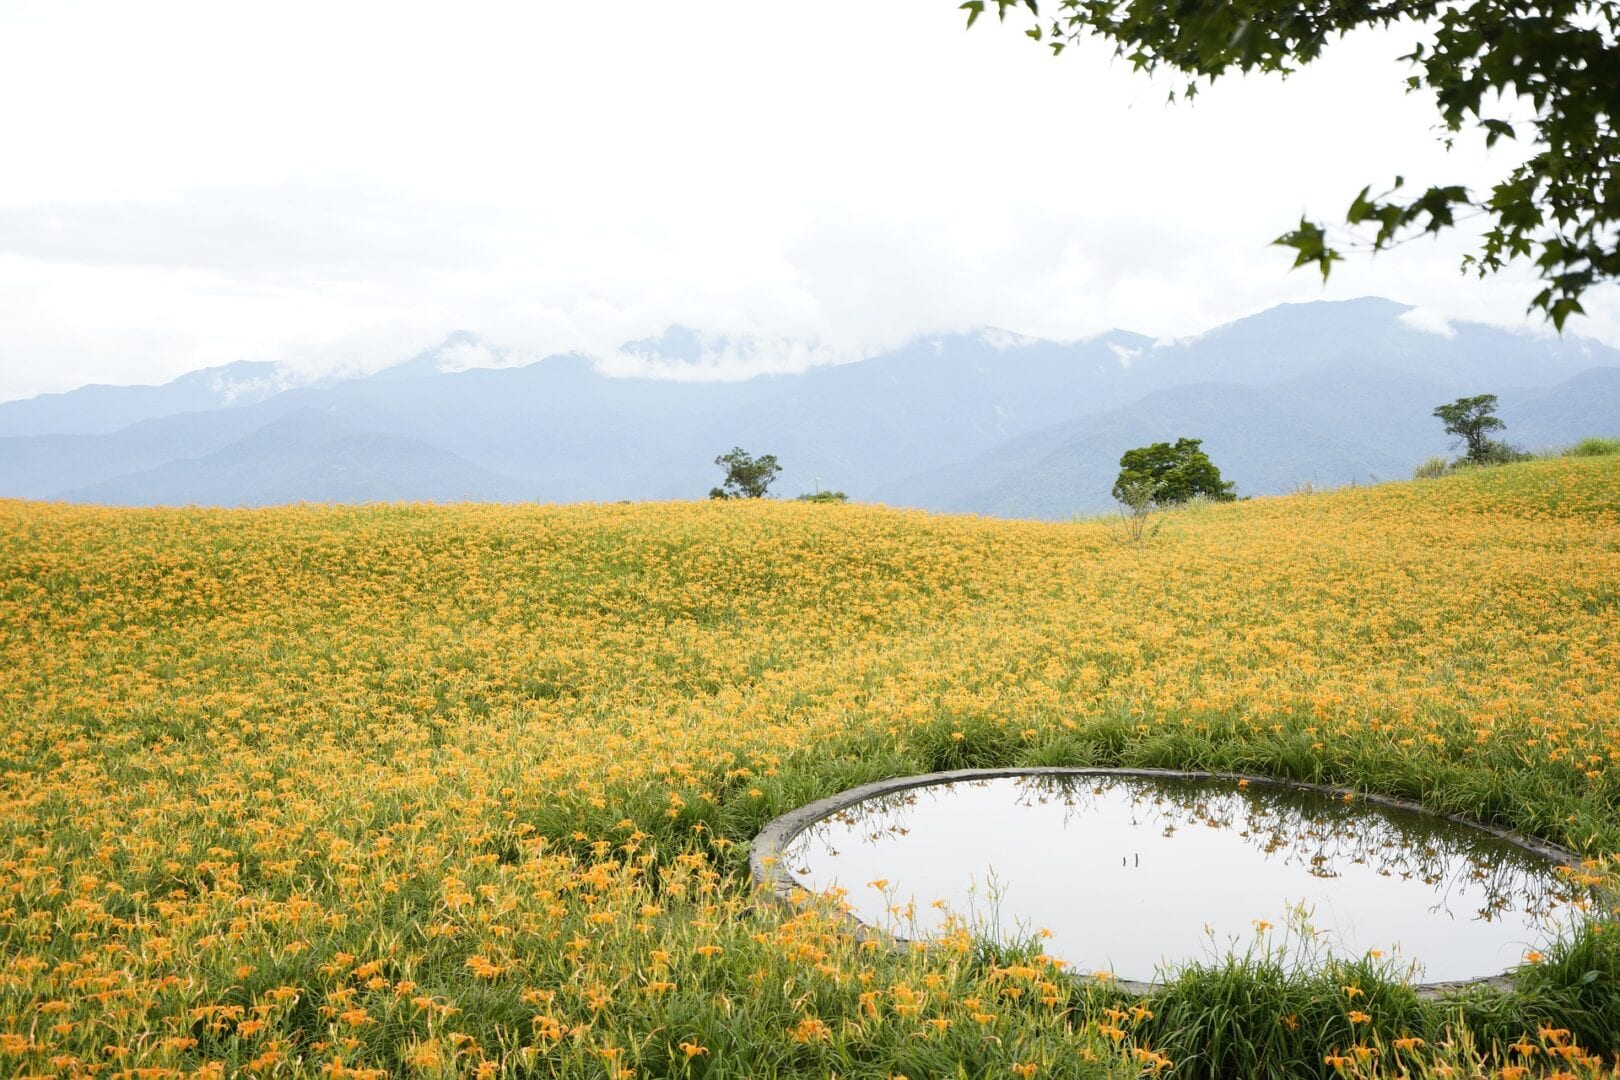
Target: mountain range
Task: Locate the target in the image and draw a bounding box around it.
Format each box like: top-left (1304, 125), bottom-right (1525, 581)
top-left (3, 297), bottom-right (1616, 517)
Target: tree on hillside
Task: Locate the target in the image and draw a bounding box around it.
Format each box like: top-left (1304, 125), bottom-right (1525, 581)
top-left (965, 0), bottom-right (1620, 329)
top-left (1112, 437), bottom-right (1237, 506)
top-left (1432, 393), bottom-right (1527, 464)
top-left (709, 447), bottom-right (781, 499)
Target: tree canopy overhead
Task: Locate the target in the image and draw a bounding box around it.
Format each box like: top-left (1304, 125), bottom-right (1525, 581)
top-left (964, 0), bottom-right (1620, 330)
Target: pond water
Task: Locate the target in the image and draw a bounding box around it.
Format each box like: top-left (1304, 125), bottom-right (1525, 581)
top-left (778, 774), bottom-right (1589, 985)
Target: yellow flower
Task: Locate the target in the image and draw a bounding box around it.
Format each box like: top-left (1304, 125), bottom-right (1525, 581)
top-left (3, 461), bottom-right (1617, 1077)
top-left (789, 1017), bottom-right (830, 1043)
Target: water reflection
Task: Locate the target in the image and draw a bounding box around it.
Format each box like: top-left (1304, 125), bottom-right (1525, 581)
top-left (780, 774), bottom-right (1590, 984)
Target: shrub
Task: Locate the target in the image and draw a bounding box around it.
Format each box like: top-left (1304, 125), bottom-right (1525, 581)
top-left (1412, 456), bottom-right (1449, 480)
top-left (1109, 473), bottom-right (1161, 546)
top-left (1566, 435), bottom-right (1620, 457)
top-left (1474, 438), bottom-right (1533, 465)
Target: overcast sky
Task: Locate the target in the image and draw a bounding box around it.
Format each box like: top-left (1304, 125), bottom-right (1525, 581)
top-left (2, 0), bottom-right (1616, 402)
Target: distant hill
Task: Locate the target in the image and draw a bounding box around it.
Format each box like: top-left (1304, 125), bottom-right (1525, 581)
top-left (58, 408), bottom-right (528, 507)
top-left (3, 298), bottom-right (1616, 514)
top-left (0, 359), bottom-right (294, 437)
top-left (1509, 367), bottom-right (1620, 447)
top-left (1147, 297), bottom-right (1610, 388)
top-left (879, 366), bottom-right (1620, 517)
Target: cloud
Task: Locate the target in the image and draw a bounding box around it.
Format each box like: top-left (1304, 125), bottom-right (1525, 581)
top-left (599, 335), bottom-right (852, 382)
top-left (980, 328), bottom-right (1042, 351)
top-left (208, 369), bottom-right (297, 403)
top-left (3, 182), bottom-right (1616, 404)
top-left (1109, 343), bottom-right (1143, 368)
top-left (1399, 306), bottom-right (1457, 338)
top-left (0, 182), bottom-right (501, 280)
top-left (436, 337), bottom-right (513, 374)
top-left (1, 1), bottom-right (1618, 402)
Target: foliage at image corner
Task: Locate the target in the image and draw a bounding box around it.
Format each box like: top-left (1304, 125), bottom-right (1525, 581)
top-left (964, 0), bottom-right (1620, 331)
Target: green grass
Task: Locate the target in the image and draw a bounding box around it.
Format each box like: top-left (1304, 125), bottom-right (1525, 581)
top-left (1566, 435), bottom-right (1620, 458)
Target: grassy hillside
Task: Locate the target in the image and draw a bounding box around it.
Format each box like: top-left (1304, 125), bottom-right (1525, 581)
top-left (2, 458), bottom-right (1618, 1078)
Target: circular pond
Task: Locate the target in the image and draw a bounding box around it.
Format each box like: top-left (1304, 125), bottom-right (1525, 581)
top-left (753, 769), bottom-right (1591, 989)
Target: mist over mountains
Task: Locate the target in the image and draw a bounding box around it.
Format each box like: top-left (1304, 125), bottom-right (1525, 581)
top-left (3, 297), bottom-right (1616, 518)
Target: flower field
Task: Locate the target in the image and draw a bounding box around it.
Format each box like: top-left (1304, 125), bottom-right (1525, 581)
top-left (2, 456), bottom-right (1618, 1078)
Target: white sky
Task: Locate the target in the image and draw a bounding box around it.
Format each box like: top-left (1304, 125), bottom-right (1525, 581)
top-left (2, 0), bottom-right (1616, 402)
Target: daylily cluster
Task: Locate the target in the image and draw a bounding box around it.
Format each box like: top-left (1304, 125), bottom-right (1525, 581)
top-left (0, 456), bottom-right (1616, 1076)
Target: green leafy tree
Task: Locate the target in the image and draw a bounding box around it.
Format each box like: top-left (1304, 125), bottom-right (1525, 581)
top-left (1432, 394), bottom-right (1507, 462)
top-left (965, 0), bottom-right (1619, 329)
top-left (709, 447), bottom-right (781, 499)
top-left (1112, 437), bottom-right (1236, 506)
top-left (794, 490), bottom-right (849, 503)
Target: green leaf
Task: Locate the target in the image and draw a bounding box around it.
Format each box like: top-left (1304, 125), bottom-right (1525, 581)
top-left (1346, 185), bottom-right (1376, 224)
top-left (1549, 296), bottom-right (1584, 331)
top-left (1481, 117), bottom-right (1515, 147)
top-left (1273, 219), bottom-right (1343, 281)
